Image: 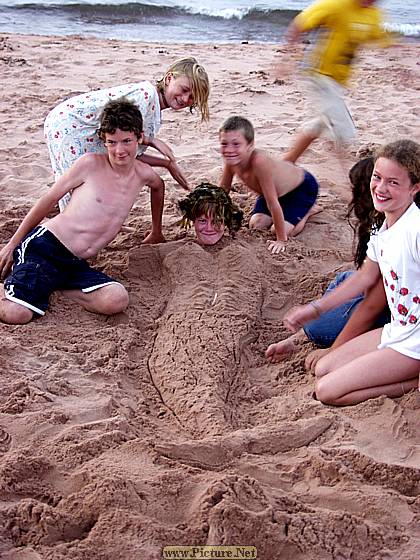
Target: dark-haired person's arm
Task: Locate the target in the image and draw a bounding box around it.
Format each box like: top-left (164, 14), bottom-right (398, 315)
top-left (305, 278), bottom-right (388, 370)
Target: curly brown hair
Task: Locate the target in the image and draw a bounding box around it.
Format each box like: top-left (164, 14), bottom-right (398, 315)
top-left (178, 182), bottom-right (243, 235)
top-left (98, 97), bottom-right (143, 141)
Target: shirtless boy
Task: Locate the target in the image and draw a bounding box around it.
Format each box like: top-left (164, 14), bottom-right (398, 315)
top-left (219, 116), bottom-right (319, 254)
top-left (0, 98), bottom-right (165, 324)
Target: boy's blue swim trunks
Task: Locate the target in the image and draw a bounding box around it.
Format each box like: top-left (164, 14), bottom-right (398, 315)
top-left (251, 170), bottom-right (319, 225)
top-left (4, 225), bottom-right (120, 316)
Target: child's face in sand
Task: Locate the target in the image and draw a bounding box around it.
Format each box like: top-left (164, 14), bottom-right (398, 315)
top-left (219, 129), bottom-right (253, 167)
top-left (194, 214), bottom-right (224, 245)
top-left (371, 157), bottom-right (420, 225)
top-left (104, 129), bottom-right (141, 166)
top-left (164, 74), bottom-right (194, 110)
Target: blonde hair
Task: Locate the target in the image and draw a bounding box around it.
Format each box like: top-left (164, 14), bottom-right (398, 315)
top-left (157, 57), bottom-right (210, 122)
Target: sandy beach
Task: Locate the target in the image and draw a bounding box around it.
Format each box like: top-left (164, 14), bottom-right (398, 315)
top-left (0, 33), bottom-right (419, 559)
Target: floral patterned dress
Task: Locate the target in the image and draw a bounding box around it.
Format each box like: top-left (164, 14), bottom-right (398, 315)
top-left (44, 81), bottom-right (161, 209)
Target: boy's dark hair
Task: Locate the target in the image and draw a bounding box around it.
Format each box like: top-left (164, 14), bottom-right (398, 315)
top-left (219, 116), bottom-right (254, 144)
top-left (346, 156), bottom-right (384, 269)
top-left (98, 97), bottom-right (143, 140)
top-left (178, 182), bottom-right (243, 235)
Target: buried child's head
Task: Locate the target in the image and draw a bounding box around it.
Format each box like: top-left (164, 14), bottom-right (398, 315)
top-left (178, 182), bottom-right (243, 245)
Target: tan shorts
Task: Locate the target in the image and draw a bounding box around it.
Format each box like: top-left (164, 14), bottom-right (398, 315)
top-left (302, 74), bottom-right (356, 147)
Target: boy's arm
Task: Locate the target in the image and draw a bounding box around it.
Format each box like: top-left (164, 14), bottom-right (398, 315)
top-left (255, 159), bottom-right (288, 252)
top-left (0, 157), bottom-right (89, 279)
top-left (219, 164), bottom-right (234, 193)
top-left (142, 169), bottom-right (165, 245)
top-left (284, 259), bottom-right (381, 332)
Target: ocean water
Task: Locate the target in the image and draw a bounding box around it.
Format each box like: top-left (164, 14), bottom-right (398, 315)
top-left (0, 0), bottom-right (418, 43)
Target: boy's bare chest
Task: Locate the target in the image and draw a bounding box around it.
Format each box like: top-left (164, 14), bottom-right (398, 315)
top-left (236, 167), bottom-right (262, 194)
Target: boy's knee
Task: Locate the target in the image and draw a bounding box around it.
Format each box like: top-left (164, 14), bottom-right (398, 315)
top-left (1, 302), bottom-right (34, 325)
top-left (100, 284), bottom-right (129, 315)
top-left (249, 214), bottom-right (272, 230)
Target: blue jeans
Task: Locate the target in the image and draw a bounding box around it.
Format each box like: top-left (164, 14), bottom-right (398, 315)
top-left (303, 271), bottom-right (363, 348)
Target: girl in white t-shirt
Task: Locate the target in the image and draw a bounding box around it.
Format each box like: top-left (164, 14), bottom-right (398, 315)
top-left (284, 139), bottom-right (420, 405)
top-left (44, 57), bottom-right (210, 210)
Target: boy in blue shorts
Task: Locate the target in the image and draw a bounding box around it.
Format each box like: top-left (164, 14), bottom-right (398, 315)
top-left (0, 98), bottom-right (165, 324)
top-left (219, 116), bottom-right (320, 254)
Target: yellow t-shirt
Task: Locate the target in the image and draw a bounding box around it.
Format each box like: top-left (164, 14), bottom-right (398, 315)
top-left (295, 0), bottom-right (386, 85)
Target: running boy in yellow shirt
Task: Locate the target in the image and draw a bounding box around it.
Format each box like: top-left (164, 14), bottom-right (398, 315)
top-left (281, 0), bottom-right (388, 163)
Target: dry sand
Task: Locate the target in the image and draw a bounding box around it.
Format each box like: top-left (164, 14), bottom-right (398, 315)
top-left (0, 33), bottom-right (419, 559)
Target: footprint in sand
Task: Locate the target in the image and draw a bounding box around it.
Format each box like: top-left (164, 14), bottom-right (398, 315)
top-left (0, 426), bottom-right (12, 453)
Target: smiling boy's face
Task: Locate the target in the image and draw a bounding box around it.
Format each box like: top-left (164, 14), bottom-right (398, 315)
top-left (219, 129), bottom-right (253, 167)
top-left (103, 129), bottom-right (142, 166)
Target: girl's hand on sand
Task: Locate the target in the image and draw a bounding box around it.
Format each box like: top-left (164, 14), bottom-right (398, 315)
top-left (167, 160), bottom-right (189, 191)
top-left (284, 304), bottom-right (318, 332)
top-left (305, 348), bottom-right (330, 372)
top-left (0, 244), bottom-right (15, 280)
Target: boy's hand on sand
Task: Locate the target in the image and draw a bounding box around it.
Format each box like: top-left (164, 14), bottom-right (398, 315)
top-left (142, 231), bottom-right (166, 245)
top-left (284, 304), bottom-right (318, 332)
top-left (305, 348), bottom-right (330, 371)
top-left (0, 244), bottom-right (15, 280)
top-left (267, 239), bottom-right (286, 254)
top-left (167, 160), bottom-right (189, 191)
top-left (265, 338), bottom-right (296, 363)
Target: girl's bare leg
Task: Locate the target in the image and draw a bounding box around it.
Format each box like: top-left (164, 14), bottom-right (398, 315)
top-left (314, 329), bottom-right (420, 405)
top-left (315, 328), bottom-right (383, 378)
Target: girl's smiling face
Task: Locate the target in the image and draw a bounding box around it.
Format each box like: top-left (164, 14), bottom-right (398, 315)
top-left (194, 214), bottom-right (224, 245)
top-left (163, 74), bottom-right (194, 110)
top-left (370, 157), bottom-right (420, 226)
